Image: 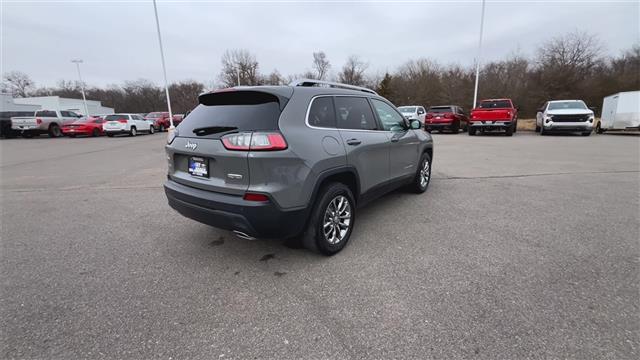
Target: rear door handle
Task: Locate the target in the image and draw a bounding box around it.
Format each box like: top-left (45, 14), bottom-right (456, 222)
top-left (346, 139), bottom-right (361, 146)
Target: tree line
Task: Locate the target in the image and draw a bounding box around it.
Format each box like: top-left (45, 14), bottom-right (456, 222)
top-left (2, 31), bottom-right (638, 117)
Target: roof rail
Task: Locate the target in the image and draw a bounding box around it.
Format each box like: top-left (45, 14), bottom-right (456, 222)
top-left (289, 79), bottom-right (377, 95)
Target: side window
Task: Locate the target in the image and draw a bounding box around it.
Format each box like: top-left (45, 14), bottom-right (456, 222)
top-left (133, 115), bottom-right (142, 120)
top-left (370, 99), bottom-right (406, 131)
top-left (308, 96), bottom-right (336, 128)
top-left (418, 107), bottom-right (425, 115)
top-left (36, 110), bottom-right (57, 117)
top-left (334, 97), bottom-right (377, 130)
top-left (60, 111), bottom-right (71, 117)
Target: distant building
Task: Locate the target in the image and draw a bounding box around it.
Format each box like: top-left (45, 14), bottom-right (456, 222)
top-left (11, 96), bottom-right (114, 116)
top-left (0, 93), bottom-right (39, 112)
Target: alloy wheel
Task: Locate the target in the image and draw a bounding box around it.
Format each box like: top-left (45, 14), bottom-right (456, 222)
top-left (323, 195), bottom-right (352, 245)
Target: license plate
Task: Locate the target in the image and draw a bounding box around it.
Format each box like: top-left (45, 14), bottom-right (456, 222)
top-left (188, 157), bottom-right (208, 178)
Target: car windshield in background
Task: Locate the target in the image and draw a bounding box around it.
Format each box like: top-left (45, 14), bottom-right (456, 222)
top-left (35, 110), bottom-right (57, 117)
top-left (105, 115), bottom-right (127, 121)
top-left (548, 101), bottom-right (587, 110)
top-left (480, 101), bottom-right (511, 109)
top-left (146, 113), bottom-right (162, 118)
top-left (398, 107), bottom-right (416, 113)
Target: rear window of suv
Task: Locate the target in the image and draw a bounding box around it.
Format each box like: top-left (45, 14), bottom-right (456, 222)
top-left (179, 91), bottom-right (283, 138)
top-left (428, 106), bottom-right (453, 113)
top-left (105, 115), bottom-right (129, 121)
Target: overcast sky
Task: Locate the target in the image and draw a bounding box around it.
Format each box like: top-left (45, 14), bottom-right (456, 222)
top-left (2, 0), bottom-right (639, 88)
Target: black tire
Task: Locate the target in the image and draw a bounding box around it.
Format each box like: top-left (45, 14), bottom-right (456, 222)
top-left (505, 123), bottom-right (514, 136)
top-left (596, 123), bottom-right (603, 134)
top-left (540, 125), bottom-right (546, 136)
top-left (450, 121), bottom-right (459, 134)
top-left (22, 132), bottom-right (34, 138)
top-left (535, 125), bottom-right (541, 133)
top-left (69, 134), bottom-right (76, 138)
top-left (513, 119), bottom-right (518, 133)
top-left (149, 126), bottom-right (155, 134)
top-left (462, 122), bottom-right (468, 132)
top-left (129, 127), bottom-right (137, 137)
top-left (107, 133), bottom-right (114, 137)
top-left (91, 128), bottom-right (99, 137)
top-left (581, 131), bottom-right (591, 136)
top-left (410, 153), bottom-right (432, 193)
top-left (468, 127), bottom-right (476, 136)
top-left (48, 124), bottom-right (62, 138)
top-left (301, 182), bottom-right (356, 256)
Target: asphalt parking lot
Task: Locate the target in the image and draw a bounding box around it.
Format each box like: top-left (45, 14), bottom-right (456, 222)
top-left (1, 132), bottom-right (639, 359)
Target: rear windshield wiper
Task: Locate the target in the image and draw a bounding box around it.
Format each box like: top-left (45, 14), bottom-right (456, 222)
top-left (192, 126), bottom-right (238, 136)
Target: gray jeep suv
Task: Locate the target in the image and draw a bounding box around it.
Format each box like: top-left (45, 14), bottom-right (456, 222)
top-left (164, 80), bottom-right (434, 255)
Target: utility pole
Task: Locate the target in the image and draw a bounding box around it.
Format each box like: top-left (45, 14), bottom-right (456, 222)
top-left (472, 0), bottom-right (486, 109)
top-left (71, 59), bottom-right (89, 117)
top-left (152, 0), bottom-right (174, 129)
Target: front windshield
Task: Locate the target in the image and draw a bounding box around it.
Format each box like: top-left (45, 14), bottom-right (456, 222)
top-left (398, 107), bottom-right (416, 113)
top-left (548, 101), bottom-right (587, 110)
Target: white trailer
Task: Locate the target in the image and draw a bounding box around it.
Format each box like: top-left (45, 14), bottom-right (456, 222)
top-left (597, 91), bottom-right (640, 133)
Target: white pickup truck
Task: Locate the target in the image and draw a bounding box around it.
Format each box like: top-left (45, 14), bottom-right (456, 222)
top-left (11, 110), bottom-right (82, 138)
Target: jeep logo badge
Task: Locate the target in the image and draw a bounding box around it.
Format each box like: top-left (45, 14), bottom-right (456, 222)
top-left (185, 141), bottom-right (197, 150)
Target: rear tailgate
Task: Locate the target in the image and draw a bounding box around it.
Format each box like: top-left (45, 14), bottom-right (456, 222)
top-left (11, 117), bottom-right (38, 129)
top-left (470, 109), bottom-right (512, 121)
top-left (167, 89), bottom-right (292, 197)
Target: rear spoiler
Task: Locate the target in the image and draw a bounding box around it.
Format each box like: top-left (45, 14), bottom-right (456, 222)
top-left (199, 87), bottom-right (293, 111)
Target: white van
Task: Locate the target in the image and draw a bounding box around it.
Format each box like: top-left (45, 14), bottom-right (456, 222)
top-left (597, 91), bottom-right (640, 133)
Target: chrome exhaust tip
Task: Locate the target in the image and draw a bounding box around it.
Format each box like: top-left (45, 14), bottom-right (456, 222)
top-left (233, 230), bottom-right (256, 241)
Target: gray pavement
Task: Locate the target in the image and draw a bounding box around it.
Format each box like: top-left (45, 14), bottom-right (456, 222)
top-left (1, 132), bottom-right (639, 359)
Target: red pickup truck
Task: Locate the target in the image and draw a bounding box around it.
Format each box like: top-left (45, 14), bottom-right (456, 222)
top-left (469, 99), bottom-right (518, 136)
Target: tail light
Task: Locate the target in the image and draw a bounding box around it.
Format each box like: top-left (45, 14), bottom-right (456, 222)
top-left (243, 192), bottom-right (270, 202)
top-left (36, 118), bottom-right (42, 125)
top-left (222, 132), bottom-right (287, 151)
top-left (426, 114), bottom-right (433, 119)
top-left (117, 119), bottom-right (127, 123)
top-left (444, 113), bottom-right (454, 119)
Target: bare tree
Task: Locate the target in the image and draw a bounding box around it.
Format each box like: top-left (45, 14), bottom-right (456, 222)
top-left (1, 71), bottom-right (35, 97)
top-left (338, 56), bottom-right (368, 86)
top-left (312, 51), bottom-right (331, 80)
top-left (263, 69), bottom-right (284, 85)
top-left (169, 80), bottom-right (205, 114)
top-left (220, 49), bottom-right (260, 87)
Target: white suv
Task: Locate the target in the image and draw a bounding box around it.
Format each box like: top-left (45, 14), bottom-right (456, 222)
top-left (536, 100), bottom-right (594, 136)
top-left (398, 106), bottom-right (426, 124)
top-left (103, 113), bottom-right (153, 137)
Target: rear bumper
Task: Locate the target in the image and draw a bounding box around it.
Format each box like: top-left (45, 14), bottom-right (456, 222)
top-left (425, 121), bottom-right (454, 129)
top-left (63, 129), bottom-right (91, 135)
top-left (469, 120), bottom-right (512, 130)
top-left (164, 179), bottom-right (308, 239)
top-left (104, 129), bottom-right (129, 135)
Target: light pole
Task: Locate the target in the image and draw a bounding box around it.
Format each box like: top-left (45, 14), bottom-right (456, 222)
top-left (472, 0), bottom-right (486, 109)
top-left (236, 66), bottom-right (241, 86)
top-left (71, 59), bottom-right (90, 117)
top-left (152, 0), bottom-right (174, 129)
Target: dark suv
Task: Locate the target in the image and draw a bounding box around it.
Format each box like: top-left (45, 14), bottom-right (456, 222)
top-left (164, 80), bottom-right (434, 255)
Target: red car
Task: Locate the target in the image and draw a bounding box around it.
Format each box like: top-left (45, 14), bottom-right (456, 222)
top-left (469, 98), bottom-right (518, 136)
top-left (145, 111), bottom-right (181, 132)
top-left (425, 105), bottom-right (469, 133)
top-left (62, 116), bottom-right (106, 137)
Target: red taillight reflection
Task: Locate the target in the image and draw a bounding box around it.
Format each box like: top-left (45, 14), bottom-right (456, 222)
top-left (243, 193), bottom-right (269, 202)
top-left (36, 118), bottom-right (42, 125)
top-left (444, 113), bottom-right (454, 119)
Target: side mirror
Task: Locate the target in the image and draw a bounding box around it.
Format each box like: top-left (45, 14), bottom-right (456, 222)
top-left (589, 106), bottom-right (597, 112)
top-left (410, 119), bottom-right (421, 130)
